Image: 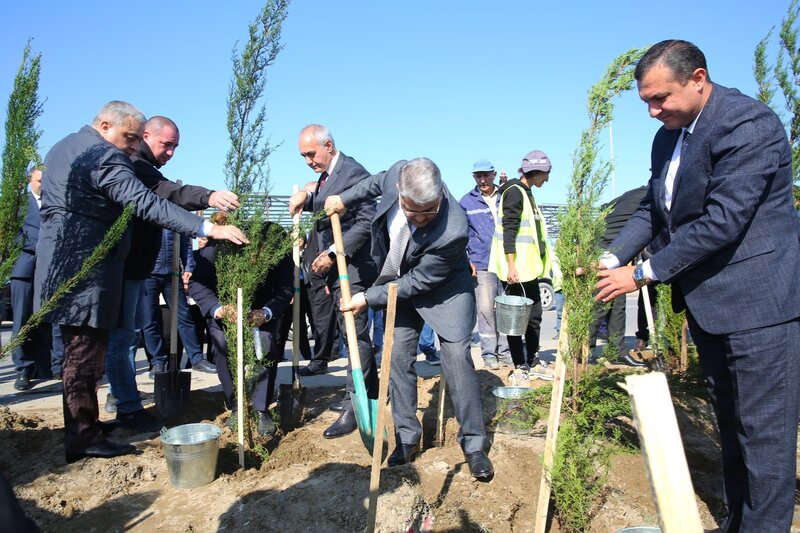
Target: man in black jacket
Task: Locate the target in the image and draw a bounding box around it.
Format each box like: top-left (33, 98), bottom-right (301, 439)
top-left (189, 220), bottom-right (293, 436)
top-left (104, 115), bottom-right (240, 432)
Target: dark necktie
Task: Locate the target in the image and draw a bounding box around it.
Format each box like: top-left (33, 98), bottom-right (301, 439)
top-left (682, 130), bottom-right (691, 149)
top-left (375, 222), bottom-right (410, 285)
top-left (318, 171), bottom-right (329, 190)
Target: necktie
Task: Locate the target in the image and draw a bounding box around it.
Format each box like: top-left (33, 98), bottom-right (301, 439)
top-left (375, 222), bottom-right (410, 285)
top-left (682, 130), bottom-right (691, 149)
top-left (318, 171), bottom-right (329, 190)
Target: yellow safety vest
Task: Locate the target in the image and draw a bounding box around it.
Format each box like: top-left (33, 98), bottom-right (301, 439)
top-left (488, 183), bottom-right (551, 283)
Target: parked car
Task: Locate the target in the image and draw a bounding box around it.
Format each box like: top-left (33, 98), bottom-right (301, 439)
top-left (539, 277), bottom-right (555, 312)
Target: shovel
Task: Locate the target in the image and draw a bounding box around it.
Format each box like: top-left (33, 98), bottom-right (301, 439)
top-left (331, 212), bottom-right (378, 452)
top-left (154, 220), bottom-right (191, 422)
top-left (279, 186), bottom-right (305, 432)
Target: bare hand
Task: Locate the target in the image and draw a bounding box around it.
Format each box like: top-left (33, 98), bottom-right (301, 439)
top-left (575, 261), bottom-right (606, 276)
top-left (341, 292), bottom-right (368, 317)
top-left (324, 195), bottom-right (345, 216)
top-left (311, 252), bottom-right (334, 274)
top-left (470, 262), bottom-right (478, 278)
top-left (182, 271), bottom-right (192, 291)
top-left (208, 190), bottom-right (240, 211)
top-left (507, 264), bottom-right (520, 285)
top-left (208, 224), bottom-right (249, 245)
top-left (288, 190), bottom-right (308, 217)
top-left (215, 304), bottom-right (237, 322)
top-left (595, 265), bottom-right (637, 302)
top-left (247, 309), bottom-right (267, 328)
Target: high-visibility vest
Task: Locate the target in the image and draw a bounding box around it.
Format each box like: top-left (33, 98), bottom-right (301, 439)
top-left (488, 183), bottom-right (551, 283)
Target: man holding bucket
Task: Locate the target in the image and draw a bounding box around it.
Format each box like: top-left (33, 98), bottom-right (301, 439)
top-left (488, 150), bottom-right (554, 380)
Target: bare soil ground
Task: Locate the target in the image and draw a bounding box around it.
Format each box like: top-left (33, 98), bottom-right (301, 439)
top-left (5, 361), bottom-right (792, 533)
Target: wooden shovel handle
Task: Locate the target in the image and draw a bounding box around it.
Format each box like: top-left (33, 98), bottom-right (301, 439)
top-left (291, 186), bottom-right (302, 379)
top-left (330, 212), bottom-right (362, 371)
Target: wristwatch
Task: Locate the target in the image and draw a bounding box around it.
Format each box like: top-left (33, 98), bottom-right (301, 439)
top-left (632, 264), bottom-right (652, 289)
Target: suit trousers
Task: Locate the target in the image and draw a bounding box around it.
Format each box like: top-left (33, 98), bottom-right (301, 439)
top-left (503, 279), bottom-right (542, 367)
top-left (589, 294), bottom-right (627, 357)
top-left (332, 281), bottom-right (378, 404)
top-left (60, 325), bottom-right (108, 454)
top-left (10, 278), bottom-right (52, 378)
top-left (688, 311), bottom-right (800, 533)
top-left (308, 272), bottom-right (338, 363)
top-left (206, 317), bottom-right (279, 412)
top-left (390, 305), bottom-right (487, 453)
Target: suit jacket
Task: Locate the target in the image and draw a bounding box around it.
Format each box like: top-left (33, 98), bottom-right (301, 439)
top-left (609, 84), bottom-right (800, 335)
top-left (34, 125), bottom-right (203, 329)
top-left (339, 160), bottom-right (476, 342)
top-left (10, 192), bottom-right (40, 280)
top-left (303, 152), bottom-right (377, 286)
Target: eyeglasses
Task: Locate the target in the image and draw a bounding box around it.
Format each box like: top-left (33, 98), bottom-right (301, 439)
top-left (400, 199), bottom-right (441, 218)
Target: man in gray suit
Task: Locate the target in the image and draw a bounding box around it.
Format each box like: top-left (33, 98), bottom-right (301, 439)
top-left (595, 41), bottom-right (800, 532)
top-left (325, 158), bottom-right (493, 480)
top-left (289, 124), bottom-right (378, 439)
top-left (35, 101), bottom-right (247, 463)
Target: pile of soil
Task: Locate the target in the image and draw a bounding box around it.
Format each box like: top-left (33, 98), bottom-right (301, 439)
top-left (0, 366), bottom-right (774, 532)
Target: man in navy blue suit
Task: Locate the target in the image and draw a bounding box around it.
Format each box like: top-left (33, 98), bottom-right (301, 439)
top-left (595, 40), bottom-right (800, 532)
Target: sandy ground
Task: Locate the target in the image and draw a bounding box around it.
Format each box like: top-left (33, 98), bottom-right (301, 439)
top-left (1, 298), bottom-right (797, 532)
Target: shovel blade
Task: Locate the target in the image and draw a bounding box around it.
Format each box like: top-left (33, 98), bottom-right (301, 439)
top-left (154, 370), bottom-right (191, 422)
top-left (278, 382), bottom-right (304, 433)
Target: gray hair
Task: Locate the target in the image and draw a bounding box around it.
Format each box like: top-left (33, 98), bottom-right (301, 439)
top-left (92, 100), bottom-right (146, 127)
top-left (299, 124), bottom-right (335, 148)
top-left (398, 158), bottom-right (442, 204)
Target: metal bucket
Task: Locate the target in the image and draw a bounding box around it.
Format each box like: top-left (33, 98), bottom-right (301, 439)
top-left (161, 423), bottom-right (221, 489)
top-left (615, 528), bottom-right (661, 533)
top-left (495, 284), bottom-right (533, 336)
top-left (492, 386), bottom-right (535, 434)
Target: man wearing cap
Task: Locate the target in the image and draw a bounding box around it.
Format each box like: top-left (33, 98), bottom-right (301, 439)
top-left (459, 159), bottom-right (511, 369)
top-left (488, 150), bottom-right (553, 378)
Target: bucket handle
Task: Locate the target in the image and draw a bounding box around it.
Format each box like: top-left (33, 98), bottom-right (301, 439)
top-left (502, 282), bottom-right (527, 300)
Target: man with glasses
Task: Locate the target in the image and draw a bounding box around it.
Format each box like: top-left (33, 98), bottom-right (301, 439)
top-left (324, 158), bottom-right (494, 480)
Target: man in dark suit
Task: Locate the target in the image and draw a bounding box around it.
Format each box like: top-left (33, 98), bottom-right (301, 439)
top-left (289, 124), bottom-right (378, 439)
top-left (34, 101), bottom-right (247, 463)
top-left (10, 166), bottom-right (63, 389)
top-left (595, 41), bottom-right (800, 532)
top-left (325, 158), bottom-right (494, 480)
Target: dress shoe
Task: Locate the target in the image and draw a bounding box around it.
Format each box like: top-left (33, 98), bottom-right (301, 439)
top-left (323, 408), bottom-right (357, 438)
top-left (328, 401), bottom-right (344, 412)
top-left (115, 408), bottom-right (163, 433)
top-left (465, 450), bottom-right (494, 480)
top-left (616, 353), bottom-right (647, 368)
top-left (98, 420), bottom-right (118, 435)
top-left (65, 439), bottom-right (136, 463)
top-left (256, 411), bottom-right (276, 437)
top-left (298, 361), bottom-right (328, 377)
top-left (387, 441), bottom-right (421, 467)
top-left (191, 360), bottom-right (216, 374)
top-left (14, 372), bottom-right (32, 391)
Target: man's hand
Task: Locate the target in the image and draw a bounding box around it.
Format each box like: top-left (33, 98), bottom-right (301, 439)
top-left (288, 190), bottom-right (308, 217)
top-left (470, 262), bottom-right (478, 278)
top-left (324, 195), bottom-right (345, 216)
top-left (182, 271), bottom-right (192, 291)
top-left (208, 224), bottom-right (249, 245)
top-left (248, 309), bottom-right (267, 328)
top-left (507, 264), bottom-right (520, 285)
top-left (208, 190), bottom-right (240, 211)
top-left (341, 292), bottom-right (368, 317)
top-left (575, 261), bottom-right (606, 276)
top-left (311, 251), bottom-right (334, 274)
top-left (214, 304), bottom-right (236, 322)
top-left (595, 265), bottom-right (638, 302)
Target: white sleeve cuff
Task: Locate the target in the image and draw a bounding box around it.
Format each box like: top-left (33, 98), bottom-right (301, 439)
top-left (198, 220), bottom-right (214, 237)
top-left (642, 259), bottom-right (659, 282)
top-left (599, 251), bottom-right (620, 270)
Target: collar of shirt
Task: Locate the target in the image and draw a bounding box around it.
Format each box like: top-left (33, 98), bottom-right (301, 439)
top-left (387, 202), bottom-right (414, 244)
top-left (324, 150), bottom-right (340, 177)
top-left (32, 190), bottom-right (41, 208)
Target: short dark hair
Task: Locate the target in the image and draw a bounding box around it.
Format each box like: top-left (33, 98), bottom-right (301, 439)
top-left (634, 40), bottom-right (710, 84)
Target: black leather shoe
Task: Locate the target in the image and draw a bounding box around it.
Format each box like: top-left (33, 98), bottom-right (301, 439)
top-left (65, 439), bottom-right (136, 463)
top-left (328, 401), bottom-right (345, 412)
top-left (298, 361), bottom-right (328, 377)
top-left (616, 354), bottom-right (647, 368)
top-left (14, 372), bottom-right (32, 391)
top-left (465, 451), bottom-right (494, 480)
top-left (323, 408), bottom-right (357, 438)
top-left (98, 420), bottom-right (118, 435)
top-left (115, 408), bottom-right (163, 433)
top-left (256, 411), bottom-right (276, 437)
top-left (387, 441), bottom-right (421, 467)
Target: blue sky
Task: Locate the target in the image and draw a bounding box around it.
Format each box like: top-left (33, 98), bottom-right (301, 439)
top-left (0, 0), bottom-right (794, 206)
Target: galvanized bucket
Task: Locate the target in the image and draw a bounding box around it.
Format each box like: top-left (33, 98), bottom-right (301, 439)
top-left (492, 386), bottom-right (535, 434)
top-left (495, 284), bottom-right (533, 336)
top-left (615, 528), bottom-right (661, 533)
top-left (161, 423), bottom-right (221, 489)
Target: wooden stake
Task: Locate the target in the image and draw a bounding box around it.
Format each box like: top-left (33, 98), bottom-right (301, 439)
top-left (534, 310), bottom-right (569, 533)
top-left (623, 372), bottom-right (703, 533)
top-left (366, 283), bottom-right (398, 533)
top-left (680, 320), bottom-right (689, 372)
top-left (434, 375), bottom-right (447, 447)
top-left (236, 288), bottom-right (245, 469)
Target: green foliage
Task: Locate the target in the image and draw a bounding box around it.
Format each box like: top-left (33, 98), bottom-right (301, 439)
top-left (556, 47), bottom-right (647, 367)
top-left (755, 0), bottom-right (800, 182)
top-left (491, 387), bottom-right (549, 431)
top-left (0, 40), bottom-right (43, 286)
top-left (1, 204), bottom-right (134, 360)
top-left (653, 283), bottom-right (687, 370)
top-left (224, 0), bottom-right (289, 196)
